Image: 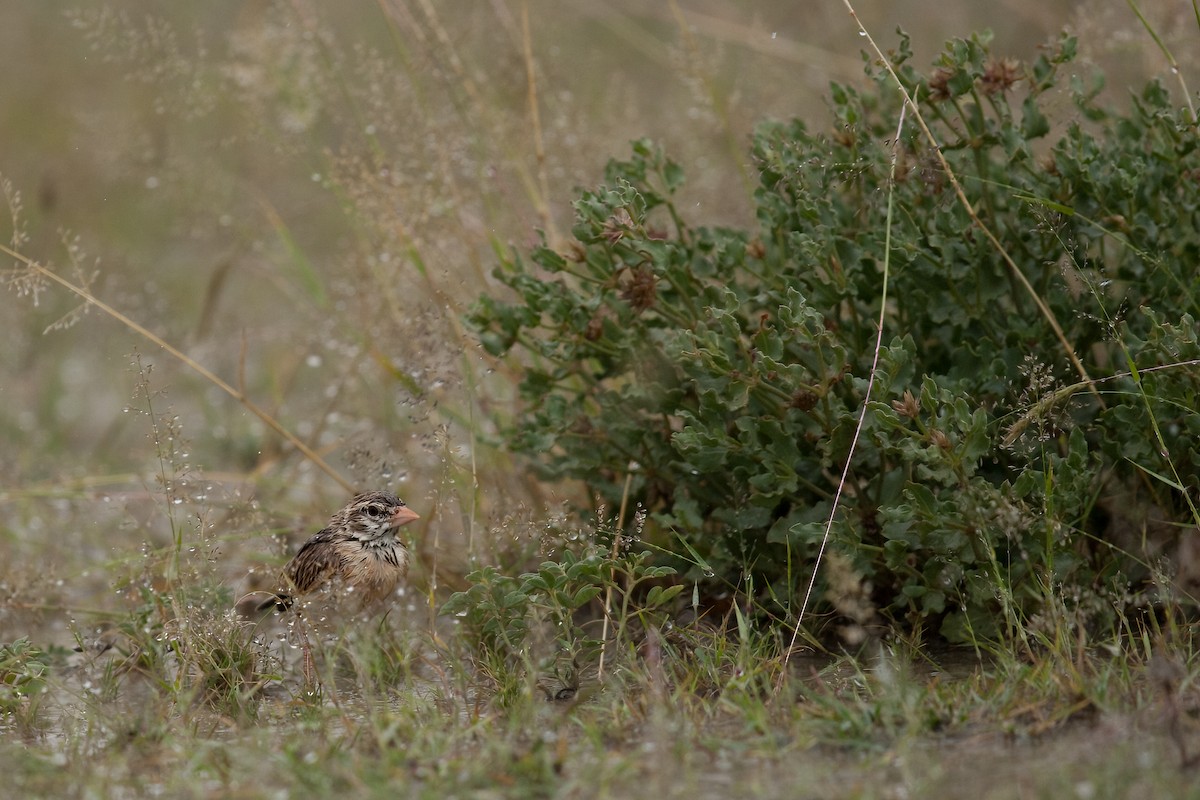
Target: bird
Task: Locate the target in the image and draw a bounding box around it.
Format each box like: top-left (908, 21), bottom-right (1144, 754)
top-left (236, 491), bottom-right (420, 619)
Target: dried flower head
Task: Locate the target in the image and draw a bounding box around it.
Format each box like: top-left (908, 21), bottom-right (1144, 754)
top-left (620, 266), bottom-right (657, 312)
top-left (981, 58), bottom-right (1021, 96)
top-left (602, 207), bottom-right (634, 244)
top-left (928, 67), bottom-right (955, 102)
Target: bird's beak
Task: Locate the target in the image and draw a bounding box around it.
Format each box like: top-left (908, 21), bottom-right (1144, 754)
top-left (391, 505), bottom-right (421, 527)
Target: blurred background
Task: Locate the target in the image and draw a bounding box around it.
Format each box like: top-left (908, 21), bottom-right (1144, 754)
top-left (0, 0), bottom-right (1195, 639)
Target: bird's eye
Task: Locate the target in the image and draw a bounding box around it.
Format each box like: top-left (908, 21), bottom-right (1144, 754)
top-left (365, 504), bottom-right (384, 518)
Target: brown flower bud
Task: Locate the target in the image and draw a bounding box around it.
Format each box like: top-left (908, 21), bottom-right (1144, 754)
top-left (892, 390), bottom-right (920, 419)
top-left (566, 241), bottom-right (587, 263)
top-left (791, 390), bottom-right (819, 411)
top-left (584, 307), bottom-right (610, 341)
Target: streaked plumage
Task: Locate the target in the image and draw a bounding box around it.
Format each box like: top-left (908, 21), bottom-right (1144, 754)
top-left (237, 491), bottom-right (419, 617)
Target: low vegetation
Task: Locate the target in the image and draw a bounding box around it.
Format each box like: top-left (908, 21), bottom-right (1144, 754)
top-left (1, 4), bottom-right (1198, 798)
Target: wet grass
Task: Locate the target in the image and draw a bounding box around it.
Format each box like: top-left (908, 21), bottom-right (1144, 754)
top-left (3, 574), bottom-right (1198, 799)
top-left (3, 468), bottom-right (1199, 797)
top-left (3, 1), bottom-right (1200, 797)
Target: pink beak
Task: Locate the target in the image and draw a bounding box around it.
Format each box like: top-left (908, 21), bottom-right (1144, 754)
top-left (391, 505), bottom-right (421, 527)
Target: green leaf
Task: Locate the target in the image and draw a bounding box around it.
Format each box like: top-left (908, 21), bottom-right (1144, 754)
top-left (646, 584), bottom-right (685, 607)
top-left (572, 585), bottom-right (603, 607)
top-left (1021, 95), bottom-right (1050, 139)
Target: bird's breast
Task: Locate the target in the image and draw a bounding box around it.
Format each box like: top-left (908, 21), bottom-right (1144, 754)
top-left (336, 538), bottom-right (410, 606)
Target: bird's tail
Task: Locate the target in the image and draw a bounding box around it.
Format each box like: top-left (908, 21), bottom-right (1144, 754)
top-left (233, 590), bottom-right (293, 618)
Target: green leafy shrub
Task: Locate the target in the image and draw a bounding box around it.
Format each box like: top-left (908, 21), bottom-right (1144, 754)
top-left (470, 31), bottom-right (1200, 642)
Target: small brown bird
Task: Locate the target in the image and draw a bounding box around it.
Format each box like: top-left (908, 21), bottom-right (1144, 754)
top-left (237, 491), bottom-right (420, 618)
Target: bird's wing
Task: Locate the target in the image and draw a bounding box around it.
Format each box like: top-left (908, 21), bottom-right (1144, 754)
top-left (283, 527), bottom-right (345, 595)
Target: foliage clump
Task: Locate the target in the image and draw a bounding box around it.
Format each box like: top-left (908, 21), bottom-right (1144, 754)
top-left (0, 638), bottom-right (49, 709)
top-left (471, 31), bottom-right (1200, 642)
